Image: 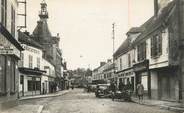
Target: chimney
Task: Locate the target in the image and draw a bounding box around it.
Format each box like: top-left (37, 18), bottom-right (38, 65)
top-left (154, 0), bottom-right (159, 16)
top-left (100, 62), bottom-right (106, 67)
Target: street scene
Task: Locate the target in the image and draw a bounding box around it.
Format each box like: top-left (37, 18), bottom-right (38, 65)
top-left (18, 89), bottom-right (175, 113)
top-left (1, 0), bottom-right (184, 113)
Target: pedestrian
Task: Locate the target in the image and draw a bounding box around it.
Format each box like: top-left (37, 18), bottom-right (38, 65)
top-left (110, 82), bottom-right (116, 101)
top-left (137, 82), bottom-right (144, 104)
top-left (118, 81), bottom-right (125, 92)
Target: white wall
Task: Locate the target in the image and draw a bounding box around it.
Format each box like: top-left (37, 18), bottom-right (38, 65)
top-left (21, 44), bottom-right (43, 69)
top-left (115, 49), bottom-right (134, 72)
top-left (42, 59), bottom-right (55, 77)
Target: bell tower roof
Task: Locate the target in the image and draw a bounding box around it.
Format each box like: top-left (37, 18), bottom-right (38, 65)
top-left (39, 0), bottom-right (49, 19)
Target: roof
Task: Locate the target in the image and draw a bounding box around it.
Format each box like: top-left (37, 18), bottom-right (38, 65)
top-left (18, 31), bottom-right (43, 49)
top-left (133, 1), bottom-right (176, 45)
top-left (32, 20), bottom-right (52, 44)
top-left (126, 27), bottom-right (143, 35)
top-left (113, 38), bottom-right (130, 58)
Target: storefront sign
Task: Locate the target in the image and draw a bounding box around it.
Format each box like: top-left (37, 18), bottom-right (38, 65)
top-left (133, 60), bottom-right (149, 72)
top-left (0, 35), bottom-right (20, 58)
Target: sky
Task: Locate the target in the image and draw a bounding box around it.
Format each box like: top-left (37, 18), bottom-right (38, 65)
top-left (23, 0), bottom-right (154, 70)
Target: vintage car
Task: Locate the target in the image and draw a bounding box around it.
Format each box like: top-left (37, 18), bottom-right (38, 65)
top-left (95, 84), bottom-right (111, 98)
top-left (111, 90), bottom-right (132, 101)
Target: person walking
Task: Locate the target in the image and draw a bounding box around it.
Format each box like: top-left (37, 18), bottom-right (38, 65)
top-left (137, 82), bottom-right (144, 104)
top-left (110, 82), bottom-right (116, 101)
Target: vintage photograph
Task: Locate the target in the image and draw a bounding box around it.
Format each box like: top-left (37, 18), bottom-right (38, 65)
top-left (0, 0), bottom-right (184, 113)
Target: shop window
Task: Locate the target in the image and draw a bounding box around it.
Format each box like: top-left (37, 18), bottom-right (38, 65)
top-left (28, 55), bottom-right (33, 68)
top-left (137, 42), bottom-right (146, 62)
top-left (151, 34), bottom-right (162, 58)
top-left (11, 5), bottom-right (15, 37)
top-left (1, 0), bottom-right (7, 27)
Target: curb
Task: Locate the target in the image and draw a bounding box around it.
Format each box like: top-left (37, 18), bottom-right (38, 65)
top-left (19, 91), bottom-right (69, 101)
top-left (132, 100), bottom-right (184, 112)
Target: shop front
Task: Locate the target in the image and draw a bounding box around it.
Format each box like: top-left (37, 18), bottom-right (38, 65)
top-left (133, 60), bottom-right (151, 98)
top-left (18, 67), bottom-right (45, 97)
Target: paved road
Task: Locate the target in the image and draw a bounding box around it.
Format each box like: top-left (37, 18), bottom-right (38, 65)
top-left (20, 89), bottom-right (177, 113)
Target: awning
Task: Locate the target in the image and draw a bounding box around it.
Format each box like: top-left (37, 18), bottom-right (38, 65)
top-left (19, 67), bottom-right (46, 75)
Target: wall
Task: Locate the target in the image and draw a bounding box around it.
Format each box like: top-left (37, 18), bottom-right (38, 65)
top-left (148, 28), bottom-right (169, 69)
top-left (21, 44), bottom-right (43, 69)
top-left (150, 71), bottom-right (158, 99)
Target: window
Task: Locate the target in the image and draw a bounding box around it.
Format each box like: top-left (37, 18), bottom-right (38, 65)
top-left (137, 42), bottom-right (146, 62)
top-left (1, 0), bottom-right (7, 27)
top-left (120, 58), bottom-right (122, 70)
top-left (151, 34), bottom-right (162, 57)
top-left (11, 5), bottom-right (15, 37)
top-left (128, 54), bottom-right (131, 67)
top-left (37, 57), bottom-right (40, 69)
top-left (28, 55), bottom-right (33, 68)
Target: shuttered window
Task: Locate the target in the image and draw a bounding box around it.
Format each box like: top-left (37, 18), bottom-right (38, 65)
top-left (151, 34), bottom-right (162, 57)
top-left (137, 42), bottom-right (146, 62)
top-left (29, 55), bottom-right (33, 68)
top-left (1, 0), bottom-right (7, 27)
top-left (11, 5), bottom-right (16, 37)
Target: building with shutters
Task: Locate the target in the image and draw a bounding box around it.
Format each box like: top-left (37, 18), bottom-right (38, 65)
top-left (113, 0), bottom-right (184, 101)
top-left (18, 31), bottom-right (57, 96)
top-left (0, 0), bottom-right (24, 109)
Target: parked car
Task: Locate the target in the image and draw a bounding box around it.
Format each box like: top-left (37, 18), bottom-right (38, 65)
top-left (90, 84), bottom-right (97, 92)
top-left (95, 84), bottom-right (111, 98)
top-left (111, 90), bottom-right (132, 101)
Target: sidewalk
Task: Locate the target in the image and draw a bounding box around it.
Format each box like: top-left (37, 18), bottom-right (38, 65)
top-left (1, 105), bottom-right (43, 113)
top-left (19, 90), bottom-right (69, 101)
top-left (132, 97), bottom-right (184, 112)
top-left (0, 90), bottom-right (69, 113)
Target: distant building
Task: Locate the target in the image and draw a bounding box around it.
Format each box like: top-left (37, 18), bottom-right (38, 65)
top-left (0, 0), bottom-right (23, 109)
top-left (92, 61), bottom-right (111, 84)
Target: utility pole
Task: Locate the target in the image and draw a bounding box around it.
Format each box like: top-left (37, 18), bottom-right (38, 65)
top-left (128, 0), bottom-right (131, 28)
top-left (112, 23), bottom-right (115, 82)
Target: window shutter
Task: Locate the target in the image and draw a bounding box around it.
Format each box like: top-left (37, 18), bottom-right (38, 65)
top-left (159, 34), bottom-right (162, 55)
top-left (151, 37), bottom-right (154, 57)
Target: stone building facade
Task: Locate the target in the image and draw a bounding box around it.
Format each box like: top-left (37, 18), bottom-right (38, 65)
top-left (0, 0), bottom-right (23, 109)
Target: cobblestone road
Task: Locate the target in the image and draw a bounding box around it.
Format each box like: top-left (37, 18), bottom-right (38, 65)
top-left (20, 89), bottom-right (177, 113)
